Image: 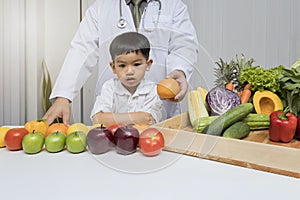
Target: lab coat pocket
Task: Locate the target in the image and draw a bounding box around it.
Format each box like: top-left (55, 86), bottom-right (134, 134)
top-left (142, 14), bottom-right (172, 53)
top-left (143, 14), bottom-right (172, 31)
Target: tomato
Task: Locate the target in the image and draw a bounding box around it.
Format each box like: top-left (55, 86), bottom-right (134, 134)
top-left (107, 123), bottom-right (125, 135)
top-left (139, 128), bottom-right (164, 156)
top-left (4, 128), bottom-right (29, 150)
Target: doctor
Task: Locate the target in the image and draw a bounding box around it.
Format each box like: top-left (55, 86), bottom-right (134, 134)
top-left (43, 0), bottom-right (199, 125)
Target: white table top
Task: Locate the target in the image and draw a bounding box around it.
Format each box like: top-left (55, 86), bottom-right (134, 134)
top-left (0, 147), bottom-right (299, 200)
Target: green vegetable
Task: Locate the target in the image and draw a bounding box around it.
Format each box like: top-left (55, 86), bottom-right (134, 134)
top-left (243, 113), bottom-right (270, 122)
top-left (202, 103), bottom-right (253, 136)
top-left (223, 121), bottom-right (250, 139)
top-left (193, 113), bottom-right (270, 132)
top-left (239, 65), bottom-right (284, 95)
top-left (290, 58), bottom-right (300, 70)
top-left (246, 121), bottom-right (270, 130)
top-left (242, 113), bottom-right (270, 130)
top-left (193, 116), bottom-right (218, 133)
top-left (279, 60), bottom-right (300, 116)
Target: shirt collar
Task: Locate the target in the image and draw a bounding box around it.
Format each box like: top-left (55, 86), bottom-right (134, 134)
top-left (115, 79), bottom-right (154, 97)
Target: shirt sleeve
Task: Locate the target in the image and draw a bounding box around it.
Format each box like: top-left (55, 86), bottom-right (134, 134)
top-left (50, 1), bottom-right (100, 102)
top-left (166, 0), bottom-right (199, 80)
top-left (90, 79), bottom-right (114, 119)
top-left (141, 85), bottom-right (163, 123)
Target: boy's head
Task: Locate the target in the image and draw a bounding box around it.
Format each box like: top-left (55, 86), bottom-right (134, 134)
top-left (109, 32), bottom-right (150, 60)
top-left (109, 32), bottom-right (153, 94)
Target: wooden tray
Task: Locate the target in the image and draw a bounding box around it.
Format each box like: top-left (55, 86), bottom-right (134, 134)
top-left (153, 112), bottom-right (300, 178)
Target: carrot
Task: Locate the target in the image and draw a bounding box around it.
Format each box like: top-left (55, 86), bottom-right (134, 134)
top-left (225, 82), bottom-right (234, 91)
top-left (237, 91), bottom-right (243, 97)
top-left (243, 83), bottom-right (251, 90)
top-left (240, 89), bottom-right (252, 103)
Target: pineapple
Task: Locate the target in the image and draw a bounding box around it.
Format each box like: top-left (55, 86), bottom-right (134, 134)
top-left (214, 58), bottom-right (236, 87)
top-left (214, 54), bottom-right (254, 91)
top-left (234, 54), bottom-right (254, 91)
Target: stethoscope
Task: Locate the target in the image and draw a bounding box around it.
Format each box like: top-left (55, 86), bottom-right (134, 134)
top-left (117, 0), bottom-right (162, 30)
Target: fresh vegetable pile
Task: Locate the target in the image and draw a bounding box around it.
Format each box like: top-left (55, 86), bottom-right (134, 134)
top-left (188, 55), bottom-right (300, 142)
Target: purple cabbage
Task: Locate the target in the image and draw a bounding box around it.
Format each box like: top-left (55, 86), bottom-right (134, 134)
top-left (206, 87), bottom-right (241, 115)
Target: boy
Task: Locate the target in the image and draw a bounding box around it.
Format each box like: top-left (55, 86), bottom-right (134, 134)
top-left (90, 32), bottom-right (163, 126)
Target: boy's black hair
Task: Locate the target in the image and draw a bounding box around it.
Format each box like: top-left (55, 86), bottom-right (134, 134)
top-left (109, 32), bottom-right (150, 60)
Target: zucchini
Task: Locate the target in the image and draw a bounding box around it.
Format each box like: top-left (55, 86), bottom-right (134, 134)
top-left (193, 116), bottom-right (218, 133)
top-left (223, 121), bottom-right (250, 139)
top-left (202, 103), bottom-right (253, 136)
top-left (246, 121), bottom-right (270, 130)
top-left (242, 113), bottom-right (270, 130)
top-left (243, 113), bottom-right (270, 122)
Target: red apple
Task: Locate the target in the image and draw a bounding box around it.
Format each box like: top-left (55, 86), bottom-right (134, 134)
top-left (87, 126), bottom-right (114, 154)
top-left (5, 128), bottom-right (29, 151)
top-left (107, 123), bottom-right (125, 135)
top-left (114, 125), bottom-right (139, 155)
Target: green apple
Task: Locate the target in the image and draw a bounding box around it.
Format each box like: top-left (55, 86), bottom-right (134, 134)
top-left (66, 131), bottom-right (87, 153)
top-left (45, 131), bottom-right (66, 153)
top-left (22, 132), bottom-right (45, 154)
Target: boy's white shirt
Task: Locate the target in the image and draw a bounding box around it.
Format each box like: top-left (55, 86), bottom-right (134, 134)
top-left (90, 78), bottom-right (164, 123)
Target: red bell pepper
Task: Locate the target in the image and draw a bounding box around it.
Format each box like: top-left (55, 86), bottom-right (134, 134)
top-left (296, 115), bottom-right (300, 139)
top-left (269, 107), bottom-right (297, 143)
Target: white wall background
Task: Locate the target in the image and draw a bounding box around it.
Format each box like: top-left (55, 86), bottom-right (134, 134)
top-left (1, 0), bottom-right (299, 125)
top-left (184, 0), bottom-right (300, 89)
top-left (0, 0), bottom-right (26, 125)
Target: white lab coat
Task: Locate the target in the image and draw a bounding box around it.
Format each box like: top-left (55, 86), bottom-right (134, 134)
top-left (50, 0), bottom-right (199, 120)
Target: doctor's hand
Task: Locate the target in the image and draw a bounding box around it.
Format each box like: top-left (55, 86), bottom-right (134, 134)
top-left (166, 70), bottom-right (188, 102)
top-left (43, 97), bottom-right (71, 125)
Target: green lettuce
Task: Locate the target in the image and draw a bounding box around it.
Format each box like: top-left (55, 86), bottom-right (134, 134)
top-left (239, 65), bottom-right (284, 95)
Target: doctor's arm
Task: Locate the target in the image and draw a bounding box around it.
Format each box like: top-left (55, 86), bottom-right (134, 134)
top-left (167, 1), bottom-right (199, 101)
top-left (43, 2), bottom-right (100, 125)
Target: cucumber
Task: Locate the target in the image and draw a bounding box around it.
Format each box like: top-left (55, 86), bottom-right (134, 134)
top-left (242, 113), bottom-right (270, 130)
top-left (193, 116), bottom-right (218, 133)
top-left (246, 121), bottom-right (270, 130)
top-left (223, 121), bottom-right (250, 139)
top-left (202, 103), bottom-right (253, 136)
top-left (243, 113), bottom-right (270, 122)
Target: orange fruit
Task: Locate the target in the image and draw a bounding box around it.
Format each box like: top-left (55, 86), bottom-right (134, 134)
top-left (133, 124), bottom-right (149, 133)
top-left (157, 78), bottom-right (180, 99)
top-left (46, 123), bottom-right (68, 136)
top-left (24, 119), bottom-right (49, 136)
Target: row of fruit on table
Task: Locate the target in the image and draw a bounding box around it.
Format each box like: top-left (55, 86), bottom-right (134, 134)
top-left (0, 122), bottom-right (164, 156)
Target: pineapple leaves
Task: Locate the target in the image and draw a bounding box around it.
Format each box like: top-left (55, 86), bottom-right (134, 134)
top-left (214, 54), bottom-right (255, 90)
